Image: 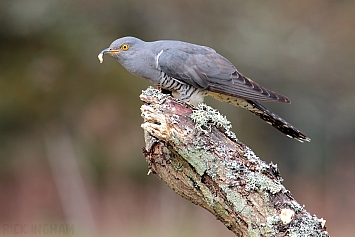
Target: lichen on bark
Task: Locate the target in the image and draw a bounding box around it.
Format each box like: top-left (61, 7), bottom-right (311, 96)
top-left (140, 87), bottom-right (329, 237)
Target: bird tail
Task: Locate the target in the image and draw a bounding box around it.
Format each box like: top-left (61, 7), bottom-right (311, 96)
top-left (208, 92), bottom-right (311, 142)
top-left (245, 100), bottom-right (310, 142)
top-left (207, 92), bottom-right (310, 142)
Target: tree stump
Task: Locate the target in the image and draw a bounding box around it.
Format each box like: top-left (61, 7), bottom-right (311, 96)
top-left (140, 87), bottom-right (329, 237)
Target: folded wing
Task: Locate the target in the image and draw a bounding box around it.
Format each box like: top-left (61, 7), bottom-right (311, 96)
top-left (157, 47), bottom-right (290, 103)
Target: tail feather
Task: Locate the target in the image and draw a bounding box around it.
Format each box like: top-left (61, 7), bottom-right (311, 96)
top-left (207, 92), bottom-right (310, 142)
top-left (246, 100), bottom-right (310, 142)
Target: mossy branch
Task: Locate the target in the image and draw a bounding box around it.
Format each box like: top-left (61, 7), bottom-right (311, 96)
top-left (140, 87), bottom-right (329, 237)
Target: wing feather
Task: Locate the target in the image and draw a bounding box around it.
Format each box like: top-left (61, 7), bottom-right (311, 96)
top-left (157, 45), bottom-right (290, 103)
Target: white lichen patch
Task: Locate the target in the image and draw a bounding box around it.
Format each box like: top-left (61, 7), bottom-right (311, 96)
top-left (141, 87), bottom-right (167, 101)
top-left (191, 103), bottom-right (232, 132)
top-left (286, 200), bottom-right (304, 213)
top-left (243, 146), bottom-right (259, 162)
top-left (245, 172), bottom-right (282, 194)
top-left (262, 214), bottom-right (281, 235)
top-left (288, 215), bottom-right (329, 237)
top-left (243, 147), bottom-right (270, 171)
top-left (192, 136), bottom-right (208, 149)
top-left (266, 214), bottom-right (281, 226)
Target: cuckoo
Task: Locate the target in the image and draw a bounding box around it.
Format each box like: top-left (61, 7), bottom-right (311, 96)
top-left (98, 36), bottom-right (310, 142)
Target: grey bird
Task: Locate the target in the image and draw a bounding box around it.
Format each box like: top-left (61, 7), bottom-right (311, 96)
top-left (98, 36), bottom-right (310, 142)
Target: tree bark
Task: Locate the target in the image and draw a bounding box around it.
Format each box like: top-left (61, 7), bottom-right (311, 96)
top-left (140, 87), bottom-right (329, 237)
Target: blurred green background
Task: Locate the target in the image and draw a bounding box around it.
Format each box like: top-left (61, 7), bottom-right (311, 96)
top-left (0, 0), bottom-right (354, 236)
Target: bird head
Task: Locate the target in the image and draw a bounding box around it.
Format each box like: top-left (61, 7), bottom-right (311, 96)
top-left (98, 36), bottom-right (144, 63)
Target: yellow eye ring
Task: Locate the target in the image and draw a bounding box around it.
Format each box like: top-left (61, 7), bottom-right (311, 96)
top-left (120, 44), bottom-right (130, 51)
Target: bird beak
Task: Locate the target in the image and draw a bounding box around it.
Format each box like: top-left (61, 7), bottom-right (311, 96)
top-left (98, 48), bottom-right (121, 63)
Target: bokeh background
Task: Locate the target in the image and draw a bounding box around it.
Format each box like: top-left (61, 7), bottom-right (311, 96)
top-left (0, 0), bottom-right (354, 236)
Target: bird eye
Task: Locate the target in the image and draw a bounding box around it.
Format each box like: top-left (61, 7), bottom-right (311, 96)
top-left (120, 44), bottom-right (130, 51)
